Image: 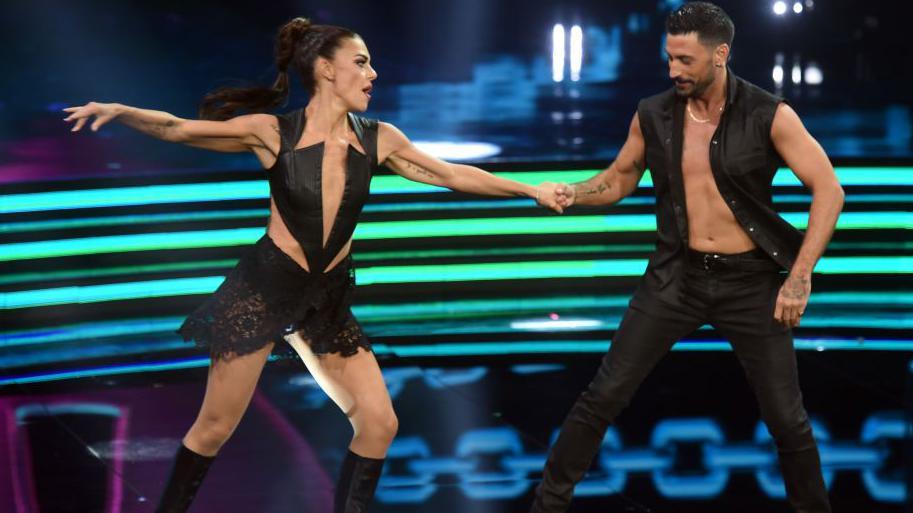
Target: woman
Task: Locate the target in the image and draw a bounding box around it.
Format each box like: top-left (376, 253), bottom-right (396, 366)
top-left (64, 17), bottom-right (562, 513)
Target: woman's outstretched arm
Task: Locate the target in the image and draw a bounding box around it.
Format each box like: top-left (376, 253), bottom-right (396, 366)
top-left (377, 122), bottom-right (563, 212)
top-left (63, 102), bottom-right (280, 155)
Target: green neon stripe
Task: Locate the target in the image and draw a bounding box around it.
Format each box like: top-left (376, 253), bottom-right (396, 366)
top-left (353, 244), bottom-right (654, 262)
top-left (4, 337), bottom-right (912, 386)
top-left (781, 211), bottom-right (912, 230)
top-left (1, 317), bottom-right (186, 347)
top-left (3, 167), bottom-right (911, 214)
top-left (1, 239), bottom-right (903, 287)
top-left (2, 191), bottom-right (911, 235)
top-left (5, 290), bottom-right (910, 346)
top-left (3, 257), bottom-right (911, 309)
top-left (384, 338), bottom-right (913, 357)
top-left (1, 181), bottom-right (268, 214)
top-left (0, 228), bottom-right (262, 261)
top-left (0, 246), bottom-right (651, 287)
top-left (1, 277), bottom-right (225, 308)
top-left (771, 167), bottom-right (913, 187)
top-left (0, 259), bottom-right (239, 286)
top-left (2, 211), bottom-right (907, 262)
top-left (0, 200), bottom-right (534, 234)
top-left (773, 194), bottom-right (913, 203)
top-left (0, 357), bottom-right (212, 386)
top-left (0, 209), bottom-right (270, 234)
top-left (827, 241), bottom-right (913, 251)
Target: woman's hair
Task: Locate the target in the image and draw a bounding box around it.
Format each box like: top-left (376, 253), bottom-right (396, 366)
top-left (199, 17), bottom-right (358, 120)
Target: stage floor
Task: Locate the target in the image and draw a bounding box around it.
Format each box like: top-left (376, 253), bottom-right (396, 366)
top-left (2, 347), bottom-right (909, 513)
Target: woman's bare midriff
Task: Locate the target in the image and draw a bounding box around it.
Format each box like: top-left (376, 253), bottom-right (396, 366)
top-left (266, 199), bottom-right (353, 273)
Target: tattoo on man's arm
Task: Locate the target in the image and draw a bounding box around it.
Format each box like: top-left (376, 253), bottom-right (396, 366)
top-left (782, 276), bottom-right (810, 299)
top-left (577, 181), bottom-right (610, 196)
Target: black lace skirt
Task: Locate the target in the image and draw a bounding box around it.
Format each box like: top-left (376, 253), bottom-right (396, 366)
top-left (177, 235), bottom-right (371, 359)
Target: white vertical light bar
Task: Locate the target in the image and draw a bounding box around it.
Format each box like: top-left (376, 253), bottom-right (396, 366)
top-left (552, 24), bottom-right (566, 83)
top-left (773, 52), bottom-right (784, 86)
top-left (773, 65), bottom-right (784, 85)
top-left (569, 25), bottom-right (583, 82)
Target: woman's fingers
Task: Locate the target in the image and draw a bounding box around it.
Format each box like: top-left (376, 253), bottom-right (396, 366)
top-left (63, 104), bottom-right (113, 132)
top-left (71, 117), bottom-right (89, 132)
top-left (90, 114), bottom-right (112, 131)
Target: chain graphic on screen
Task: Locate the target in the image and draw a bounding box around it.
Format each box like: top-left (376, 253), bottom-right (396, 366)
top-left (376, 412), bottom-right (907, 504)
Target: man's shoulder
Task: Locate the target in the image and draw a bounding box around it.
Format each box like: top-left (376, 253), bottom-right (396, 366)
top-left (734, 75), bottom-right (785, 109)
top-left (638, 88), bottom-right (676, 113)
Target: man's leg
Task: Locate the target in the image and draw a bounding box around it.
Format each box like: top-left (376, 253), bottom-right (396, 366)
top-left (532, 296), bottom-right (703, 512)
top-left (713, 271), bottom-right (830, 513)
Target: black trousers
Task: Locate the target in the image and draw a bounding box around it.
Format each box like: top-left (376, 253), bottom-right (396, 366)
top-left (532, 250), bottom-right (831, 513)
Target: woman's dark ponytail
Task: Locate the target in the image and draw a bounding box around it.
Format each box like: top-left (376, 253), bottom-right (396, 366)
top-left (198, 18), bottom-right (358, 120)
top-left (198, 17), bottom-right (312, 120)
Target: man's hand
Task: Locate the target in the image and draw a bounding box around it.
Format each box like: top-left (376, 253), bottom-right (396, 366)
top-left (555, 183), bottom-right (576, 209)
top-left (774, 273), bottom-right (811, 328)
top-left (535, 182), bottom-right (564, 213)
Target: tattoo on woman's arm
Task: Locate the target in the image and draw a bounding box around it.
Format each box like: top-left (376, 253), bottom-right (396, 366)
top-left (138, 119), bottom-right (176, 139)
top-left (395, 157), bottom-right (437, 181)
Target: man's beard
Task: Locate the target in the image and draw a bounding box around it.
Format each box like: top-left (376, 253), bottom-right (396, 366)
top-left (674, 71), bottom-right (715, 98)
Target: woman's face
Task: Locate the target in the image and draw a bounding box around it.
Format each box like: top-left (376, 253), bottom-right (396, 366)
top-left (324, 36), bottom-right (378, 112)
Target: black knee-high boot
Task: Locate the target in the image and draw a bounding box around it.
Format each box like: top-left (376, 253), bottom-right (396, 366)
top-left (334, 450), bottom-right (385, 513)
top-left (154, 444), bottom-right (216, 513)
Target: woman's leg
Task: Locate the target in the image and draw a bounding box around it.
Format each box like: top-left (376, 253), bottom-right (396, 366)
top-left (286, 333), bottom-right (397, 457)
top-left (183, 342), bottom-right (275, 455)
top-left (156, 343), bottom-right (274, 513)
top-left (285, 333), bottom-right (396, 512)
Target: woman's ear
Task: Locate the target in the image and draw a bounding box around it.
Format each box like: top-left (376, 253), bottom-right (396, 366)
top-left (316, 57), bottom-right (336, 82)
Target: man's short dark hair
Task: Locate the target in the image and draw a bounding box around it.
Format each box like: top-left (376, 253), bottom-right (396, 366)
top-left (665, 2), bottom-right (735, 48)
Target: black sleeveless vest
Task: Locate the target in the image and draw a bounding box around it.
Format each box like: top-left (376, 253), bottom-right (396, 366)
top-left (637, 69), bottom-right (804, 289)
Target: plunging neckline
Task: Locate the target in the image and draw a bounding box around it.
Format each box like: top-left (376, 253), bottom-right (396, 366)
top-left (292, 112), bottom-right (368, 157)
top-left (292, 113), bottom-right (369, 256)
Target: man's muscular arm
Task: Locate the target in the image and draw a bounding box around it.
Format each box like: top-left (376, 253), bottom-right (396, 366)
top-left (558, 113), bottom-right (647, 208)
top-left (770, 103), bottom-right (844, 328)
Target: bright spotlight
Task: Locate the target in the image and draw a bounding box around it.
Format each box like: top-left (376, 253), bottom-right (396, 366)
top-left (804, 63), bottom-right (823, 85)
top-left (772, 65), bottom-right (784, 85)
top-left (552, 24), bottom-right (566, 83)
top-left (773, 1), bottom-right (787, 15)
top-left (569, 25), bottom-right (583, 82)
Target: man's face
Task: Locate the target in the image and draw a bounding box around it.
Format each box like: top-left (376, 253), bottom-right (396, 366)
top-left (665, 32), bottom-right (721, 98)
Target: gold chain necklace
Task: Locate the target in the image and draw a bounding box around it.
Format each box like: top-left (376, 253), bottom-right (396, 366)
top-left (686, 100), bottom-right (724, 123)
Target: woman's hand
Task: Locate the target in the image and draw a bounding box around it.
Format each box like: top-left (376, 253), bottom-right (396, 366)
top-left (536, 182), bottom-right (565, 214)
top-left (64, 102), bottom-right (123, 132)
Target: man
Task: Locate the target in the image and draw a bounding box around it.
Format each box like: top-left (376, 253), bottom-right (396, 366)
top-left (532, 3), bottom-right (843, 512)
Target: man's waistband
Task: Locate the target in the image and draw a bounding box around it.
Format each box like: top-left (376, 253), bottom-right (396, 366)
top-left (685, 247), bottom-right (782, 272)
